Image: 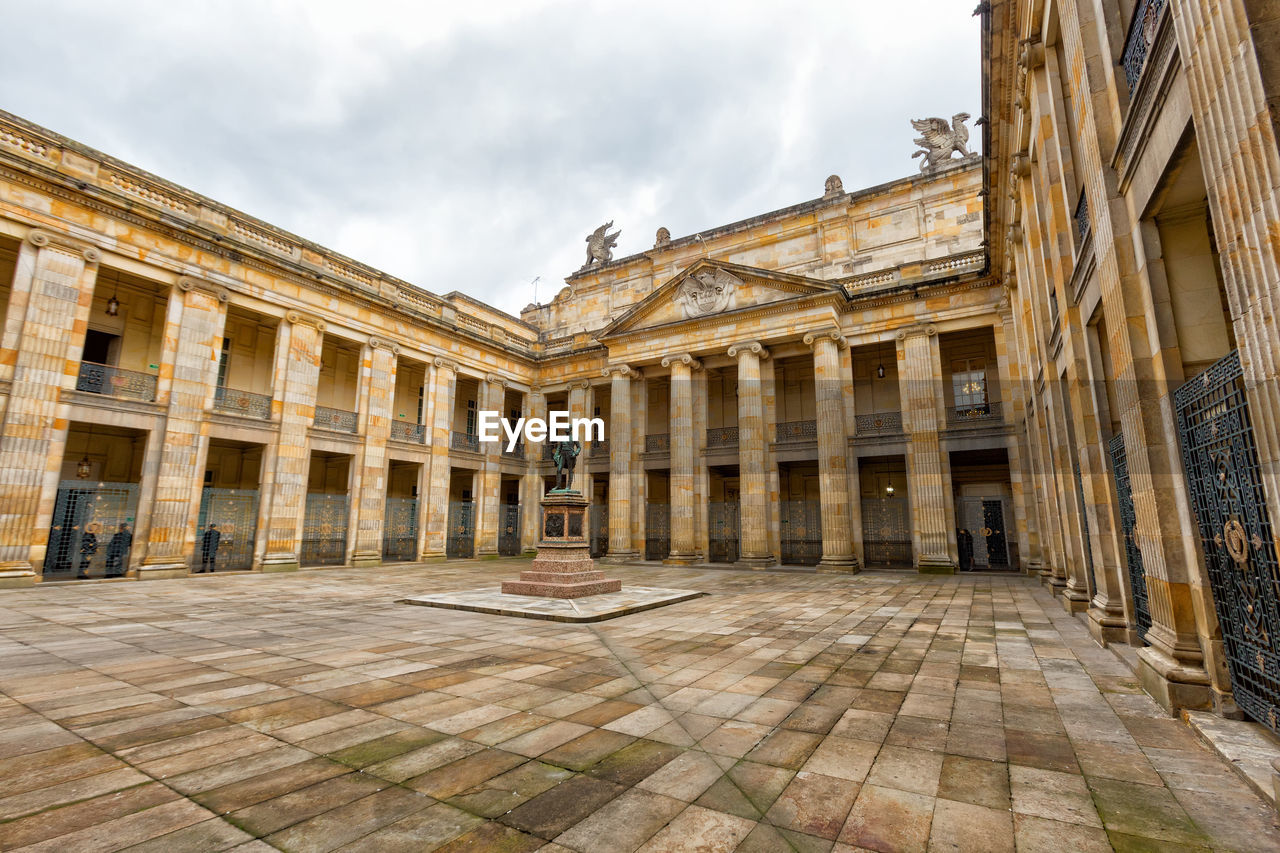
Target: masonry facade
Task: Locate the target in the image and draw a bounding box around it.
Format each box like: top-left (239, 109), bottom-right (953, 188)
top-left (984, 0), bottom-right (1280, 734)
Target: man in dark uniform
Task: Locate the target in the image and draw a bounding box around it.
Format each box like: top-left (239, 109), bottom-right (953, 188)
top-left (200, 523), bottom-right (221, 573)
top-left (104, 523), bottom-right (132, 578)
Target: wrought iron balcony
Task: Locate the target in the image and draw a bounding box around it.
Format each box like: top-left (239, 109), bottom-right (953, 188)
top-left (706, 426), bottom-right (739, 448)
top-left (946, 402), bottom-right (1003, 427)
top-left (645, 433), bottom-right (670, 453)
top-left (390, 420), bottom-right (426, 443)
top-left (213, 385), bottom-right (272, 419)
top-left (503, 441), bottom-right (525, 459)
top-left (590, 439), bottom-right (610, 457)
top-left (315, 405), bottom-right (358, 434)
top-left (855, 411), bottom-right (903, 436)
top-left (75, 362), bottom-right (157, 402)
top-left (451, 431), bottom-right (480, 453)
top-left (776, 420), bottom-right (817, 443)
top-left (1122, 0), bottom-right (1166, 92)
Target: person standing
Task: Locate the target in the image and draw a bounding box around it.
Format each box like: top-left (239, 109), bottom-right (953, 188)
top-left (104, 523), bottom-right (132, 578)
top-left (76, 524), bottom-right (100, 579)
top-left (200, 523), bottom-right (221, 573)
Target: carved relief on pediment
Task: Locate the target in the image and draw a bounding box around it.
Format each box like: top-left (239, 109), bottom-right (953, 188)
top-left (673, 268), bottom-right (740, 319)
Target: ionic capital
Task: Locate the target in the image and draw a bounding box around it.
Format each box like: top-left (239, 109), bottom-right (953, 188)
top-left (177, 275), bottom-right (230, 303)
top-left (485, 372), bottom-right (508, 388)
top-left (802, 327), bottom-right (847, 350)
top-left (286, 310), bottom-right (326, 332)
top-left (727, 340), bottom-right (770, 360)
top-left (26, 228), bottom-right (101, 262)
top-left (368, 336), bottom-right (400, 355)
top-left (895, 323), bottom-right (937, 341)
top-left (660, 352), bottom-right (702, 371)
top-left (432, 356), bottom-right (460, 373)
top-left (602, 364), bottom-right (643, 380)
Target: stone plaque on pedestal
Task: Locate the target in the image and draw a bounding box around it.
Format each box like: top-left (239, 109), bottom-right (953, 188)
top-left (501, 490), bottom-right (622, 598)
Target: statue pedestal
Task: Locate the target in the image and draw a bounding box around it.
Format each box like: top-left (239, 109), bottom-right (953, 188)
top-left (501, 490), bottom-right (622, 599)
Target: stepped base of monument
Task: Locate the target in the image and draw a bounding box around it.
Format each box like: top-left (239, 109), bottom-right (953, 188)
top-left (400, 585), bottom-right (705, 623)
top-left (501, 571), bottom-right (622, 598)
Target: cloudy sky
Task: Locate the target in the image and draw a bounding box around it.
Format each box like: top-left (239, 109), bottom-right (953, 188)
top-left (2, 1), bottom-right (980, 316)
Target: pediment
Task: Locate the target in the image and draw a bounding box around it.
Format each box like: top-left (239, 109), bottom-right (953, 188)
top-left (600, 260), bottom-right (842, 337)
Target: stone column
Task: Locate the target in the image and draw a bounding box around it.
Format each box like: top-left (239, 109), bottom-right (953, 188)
top-left (520, 387), bottom-right (545, 553)
top-left (567, 381), bottom-right (591, 493)
top-left (139, 278), bottom-right (230, 578)
top-left (728, 341), bottom-right (775, 568)
top-left (805, 328), bottom-right (858, 572)
top-left (422, 357), bottom-right (457, 560)
top-left (603, 365), bottom-right (640, 561)
top-left (662, 353), bottom-right (702, 564)
top-left (898, 324), bottom-right (955, 572)
top-left (351, 339), bottom-right (398, 567)
top-left (475, 374), bottom-right (505, 556)
top-left (261, 312), bottom-right (324, 571)
top-left (0, 232), bottom-right (99, 585)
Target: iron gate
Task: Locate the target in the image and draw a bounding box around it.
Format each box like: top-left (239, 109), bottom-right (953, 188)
top-left (708, 502), bottom-right (740, 563)
top-left (301, 494), bottom-right (349, 566)
top-left (1074, 462), bottom-right (1098, 595)
top-left (447, 501), bottom-right (475, 558)
top-left (499, 504), bottom-right (521, 556)
top-left (589, 505), bottom-right (608, 557)
top-left (1109, 432), bottom-right (1151, 640)
top-left (1175, 350), bottom-right (1280, 733)
top-left (645, 503), bottom-right (670, 561)
top-left (46, 481), bottom-right (139, 578)
top-left (862, 497), bottom-right (911, 567)
top-left (383, 497), bottom-right (419, 562)
top-left (957, 497), bottom-right (1010, 570)
top-left (780, 501), bottom-right (821, 566)
top-left (196, 488), bottom-right (258, 571)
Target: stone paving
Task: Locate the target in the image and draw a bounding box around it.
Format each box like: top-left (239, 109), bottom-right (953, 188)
top-left (0, 560), bottom-right (1277, 852)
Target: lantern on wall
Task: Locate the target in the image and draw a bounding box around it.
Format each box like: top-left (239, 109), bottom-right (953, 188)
top-left (105, 292), bottom-right (120, 317)
top-left (76, 454), bottom-right (92, 479)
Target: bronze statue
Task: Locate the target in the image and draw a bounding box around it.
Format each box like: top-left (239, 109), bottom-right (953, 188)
top-left (552, 439), bottom-right (581, 491)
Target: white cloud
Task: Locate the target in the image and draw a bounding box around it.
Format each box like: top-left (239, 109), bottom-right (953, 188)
top-left (0, 0), bottom-right (979, 315)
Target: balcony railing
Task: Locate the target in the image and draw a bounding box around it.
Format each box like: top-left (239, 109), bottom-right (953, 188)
top-left (503, 441), bottom-right (525, 459)
top-left (76, 362), bottom-right (157, 402)
top-left (1122, 0), bottom-right (1166, 92)
top-left (590, 439), bottom-right (610, 458)
top-left (946, 402), bottom-right (1003, 427)
top-left (855, 412), bottom-right (903, 436)
top-left (776, 420), bottom-right (817, 443)
top-left (706, 426), bottom-right (739, 448)
top-left (315, 405), bottom-right (358, 434)
top-left (451, 431), bottom-right (480, 453)
top-left (213, 385), bottom-right (271, 419)
top-left (645, 433), bottom-right (670, 453)
top-left (390, 420), bottom-right (426, 443)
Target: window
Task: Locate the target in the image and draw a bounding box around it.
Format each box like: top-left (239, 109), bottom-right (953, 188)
top-left (466, 399), bottom-right (476, 435)
top-left (952, 360), bottom-right (988, 413)
top-left (216, 338), bottom-right (231, 388)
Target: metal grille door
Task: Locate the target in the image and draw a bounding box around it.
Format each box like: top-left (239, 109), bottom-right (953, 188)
top-left (645, 504), bottom-right (670, 561)
top-left (780, 501), bottom-right (821, 566)
top-left (447, 502), bottom-right (475, 558)
top-left (708, 502), bottom-right (740, 563)
top-left (589, 505), bottom-right (608, 558)
top-left (499, 504), bottom-right (521, 556)
top-left (1175, 351), bottom-right (1280, 733)
top-left (196, 488), bottom-right (259, 571)
top-left (1109, 432), bottom-right (1151, 640)
top-left (383, 497), bottom-right (419, 563)
top-left (862, 497), bottom-right (911, 567)
top-left (46, 482), bottom-right (139, 578)
top-left (301, 494), bottom-right (349, 566)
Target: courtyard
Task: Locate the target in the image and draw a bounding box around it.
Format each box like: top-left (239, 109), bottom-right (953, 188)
top-left (0, 562), bottom-right (1274, 852)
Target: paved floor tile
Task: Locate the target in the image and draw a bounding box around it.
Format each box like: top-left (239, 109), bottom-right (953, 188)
top-left (0, 560), bottom-right (1277, 851)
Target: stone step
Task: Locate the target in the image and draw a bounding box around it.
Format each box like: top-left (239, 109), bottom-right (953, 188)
top-left (501, 578), bottom-right (623, 599)
top-left (517, 570), bottom-right (608, 584)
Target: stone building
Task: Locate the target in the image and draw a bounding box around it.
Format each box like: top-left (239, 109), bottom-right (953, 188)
top-left (0, 106), bottom-right (1019, 595)
top-left (983, 0), bottom-right (1280, 734)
